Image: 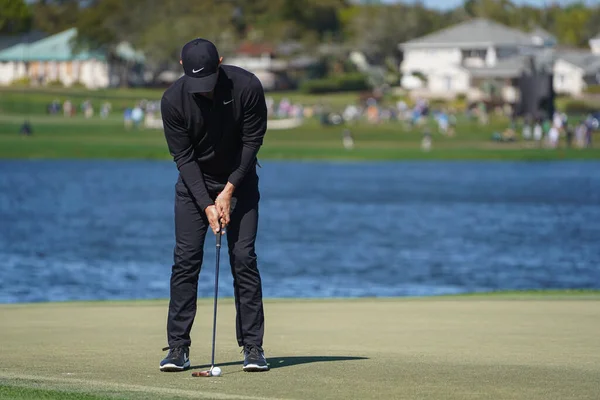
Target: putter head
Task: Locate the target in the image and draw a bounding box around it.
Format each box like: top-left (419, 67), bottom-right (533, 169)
top-left (191, 370), bottom-right (212, 377)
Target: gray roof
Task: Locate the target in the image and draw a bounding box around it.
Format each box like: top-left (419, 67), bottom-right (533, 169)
top-left (556, 50), bottom-right (600, 74)
top-left (467, 48), bottom-right (600, 79)
top-left (467, 55), bottom-right (527, 79)
top-left (287, 55), bottom-right (318, 69)
top-left (401, 18), bottom-right (537, 49)
top-left (467, 48), bottom-right (557, 79)
top-left (276, 41), bottom-right (304, 56)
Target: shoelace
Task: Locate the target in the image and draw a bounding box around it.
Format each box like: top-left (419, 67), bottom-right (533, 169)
top-left (243, 344), bottom-right (262, 358)
top-left (162, 346), bottom-right (184, 358)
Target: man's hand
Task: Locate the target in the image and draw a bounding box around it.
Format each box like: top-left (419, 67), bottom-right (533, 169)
top-left (204, 205), bottom-right (222, 235)
top-left (215, 183), bottom-right (235, 227)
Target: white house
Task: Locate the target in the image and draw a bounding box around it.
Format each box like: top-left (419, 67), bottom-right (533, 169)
top-left (399, 18), bottom-right (600, 98)
top-left (0, 28), bottom-right (144, 89)
top-left (552, 50), bottom-right (600, 96)
top-left (400, 19), bottom-right (546, 97)
top-left (590, 34), bottom-right (600, 55)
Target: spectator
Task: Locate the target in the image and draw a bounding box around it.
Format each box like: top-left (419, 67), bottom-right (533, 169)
top-left (124, 108), bottom-right (133, 129)
top-left (131, 105), bottom-right (144, 129)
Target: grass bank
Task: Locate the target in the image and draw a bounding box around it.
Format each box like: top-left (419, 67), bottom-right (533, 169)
top-left (1, 294), bottom-right (599, 399)
top-left (1, 114), bottom-right (599, 161)
top-left (0, 87), bottom-right (360, 115)
top-left (1, 88), bottom-right (599, 161)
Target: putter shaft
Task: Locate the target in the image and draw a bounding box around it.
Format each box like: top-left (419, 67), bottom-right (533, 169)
top-left (210, 225), bottom-right (222, 368)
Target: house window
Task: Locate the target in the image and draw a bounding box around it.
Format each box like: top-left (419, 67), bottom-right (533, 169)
top-left (445, 76), bottom-right (452, 91)
top-left (462, 49), bottom-right (486, 59)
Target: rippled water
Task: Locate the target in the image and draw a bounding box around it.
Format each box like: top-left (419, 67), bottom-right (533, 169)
top-left (0, 160), bottom-right (598, 303)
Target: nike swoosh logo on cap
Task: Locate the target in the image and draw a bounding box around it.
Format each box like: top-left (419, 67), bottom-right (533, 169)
top-left (223, 100), bottom-right (233, 105)
top-left (192, 67), bottom-right (204, 73)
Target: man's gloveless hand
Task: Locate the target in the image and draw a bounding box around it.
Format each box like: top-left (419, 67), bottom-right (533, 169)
top-left (205, 205), bottom-right (222, 235)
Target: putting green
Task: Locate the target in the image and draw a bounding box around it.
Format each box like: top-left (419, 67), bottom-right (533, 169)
top-left (1, 296), bottom-right (599, 399)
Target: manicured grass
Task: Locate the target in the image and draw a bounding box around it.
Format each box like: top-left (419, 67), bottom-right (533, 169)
top-left (1, 114), bottom-right (598, 161)
top-left (0, 385), bottom-right (126, 400)
top-left (0, 87), bottom-right (362, 115)
top-left (1, 294), bottom-right (599, 400)
top-left (1, 88), bottom-right (599, 161)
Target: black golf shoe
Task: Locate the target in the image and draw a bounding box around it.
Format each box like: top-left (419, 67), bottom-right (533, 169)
top-left (160, 346), bottom-right (190, 372)
top-left (242, 344), bottom-right (269, 372)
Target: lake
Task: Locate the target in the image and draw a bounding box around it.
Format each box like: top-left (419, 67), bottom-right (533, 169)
top-left (0, 160), bottom-right (599, 303)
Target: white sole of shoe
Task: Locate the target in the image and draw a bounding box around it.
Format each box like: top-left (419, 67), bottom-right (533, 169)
top-left (243, 364), bottom-right (269, 372)
top-left (160, 361), bottom-right (191, 372)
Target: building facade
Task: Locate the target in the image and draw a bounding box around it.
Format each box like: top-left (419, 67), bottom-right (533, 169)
top-left (0, 28), bottom-right (144, 89)
top-left (399, 18), bottom-right (600, 98)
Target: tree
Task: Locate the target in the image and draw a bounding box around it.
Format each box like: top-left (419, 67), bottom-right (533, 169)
top-left (463, 0), bottom-right (519, 27)
top-left (345, 2), bottom-right (452, 64)
top-left (0, 0), bottom-right (32, 34)
top-left (237, 0), bottom-right (347, 48)
top-left (136, 0), bottom-right (239, 73)
top-left (13, 0), bottom-right (599, 87)
top-left (554, 3), bottom-right (593, 47)
top-left (584, 5), bottom-right (600, 44)
top-left (29, 0), bottom-right (81, 35)
top-left (72, 0), bottom-right (242, 85)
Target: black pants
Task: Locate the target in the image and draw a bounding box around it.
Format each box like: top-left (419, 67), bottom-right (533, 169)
top-left (167, 173), bottom-right (264, 349)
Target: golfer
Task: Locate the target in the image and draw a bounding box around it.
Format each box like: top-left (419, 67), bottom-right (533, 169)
top-left (159, 38), bottom-right (268, 372)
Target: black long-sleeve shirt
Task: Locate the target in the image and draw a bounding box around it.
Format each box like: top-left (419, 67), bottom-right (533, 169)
top-left (161, 65), bottom-right (267, 210)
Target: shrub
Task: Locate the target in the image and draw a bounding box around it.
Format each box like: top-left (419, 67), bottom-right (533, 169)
top-left (300, 73), bottom-right (369, 94)
top-left (562, 99), bottom-right (600, 114)
top-left (337, 73), bottom-right (369, 91)
top-left (412, 71), bottom-right (428, 83)
top-left (10, 76), bottom-right (31, 86)
top-left (584, 85), bottom-right (600, 95)
top-left (300, 78), bottom-right (338, 94)
top-left (46, 79), bottom-right (64, 88)
top-left (70, 81), bottom-right (87, 89)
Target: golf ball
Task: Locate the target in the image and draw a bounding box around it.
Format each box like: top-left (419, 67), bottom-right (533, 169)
top-left (211, 367), bottom-right (222, 376)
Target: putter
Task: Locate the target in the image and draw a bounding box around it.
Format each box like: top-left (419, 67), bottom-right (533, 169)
top-left (192, 223), bottom-right (223, 377)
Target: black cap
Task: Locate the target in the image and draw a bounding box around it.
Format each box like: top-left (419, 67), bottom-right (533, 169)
top-left (181, 38), bottom-right (220, 93)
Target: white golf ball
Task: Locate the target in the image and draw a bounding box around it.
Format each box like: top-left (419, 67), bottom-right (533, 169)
top-left (211, 367), bottom-right (222, 376)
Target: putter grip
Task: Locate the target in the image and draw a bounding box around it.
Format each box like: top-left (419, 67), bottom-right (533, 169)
top-left (216, 224), bottom-right (222, 247)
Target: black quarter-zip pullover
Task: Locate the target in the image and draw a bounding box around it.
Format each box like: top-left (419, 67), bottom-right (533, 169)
top-left (161, 65), bottom-right (267, 210)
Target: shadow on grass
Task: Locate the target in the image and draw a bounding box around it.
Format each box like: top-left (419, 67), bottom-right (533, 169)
top-left (190, 356), bottom-right (368, 371)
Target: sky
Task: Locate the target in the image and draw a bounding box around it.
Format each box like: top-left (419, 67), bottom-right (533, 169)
top-left (389, 0), bottom-right (598, 9)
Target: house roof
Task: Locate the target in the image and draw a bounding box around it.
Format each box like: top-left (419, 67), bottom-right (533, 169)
top-left (465, 48), bottom-right (600, 79)
top-left (276, 41), bottom-right (304, 56)
top-left (287, 55), bottom-right (318, 69)
top-left (466, 47), bottom-right (558, 79)
top-left (401, 18), bottom-right (537, 49)
top-left (236, 42), bottom-right (275, 57)
top-left (0, 28), bottom-right (104, 62)
top-left (0, 31), bottom-right (47, 51)
top-left (556, 50), bottom-right (600, 74)
top-left (0, 28), bottom-right (144, 63)
top-left (467, 55), bottom-right (527, 79)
